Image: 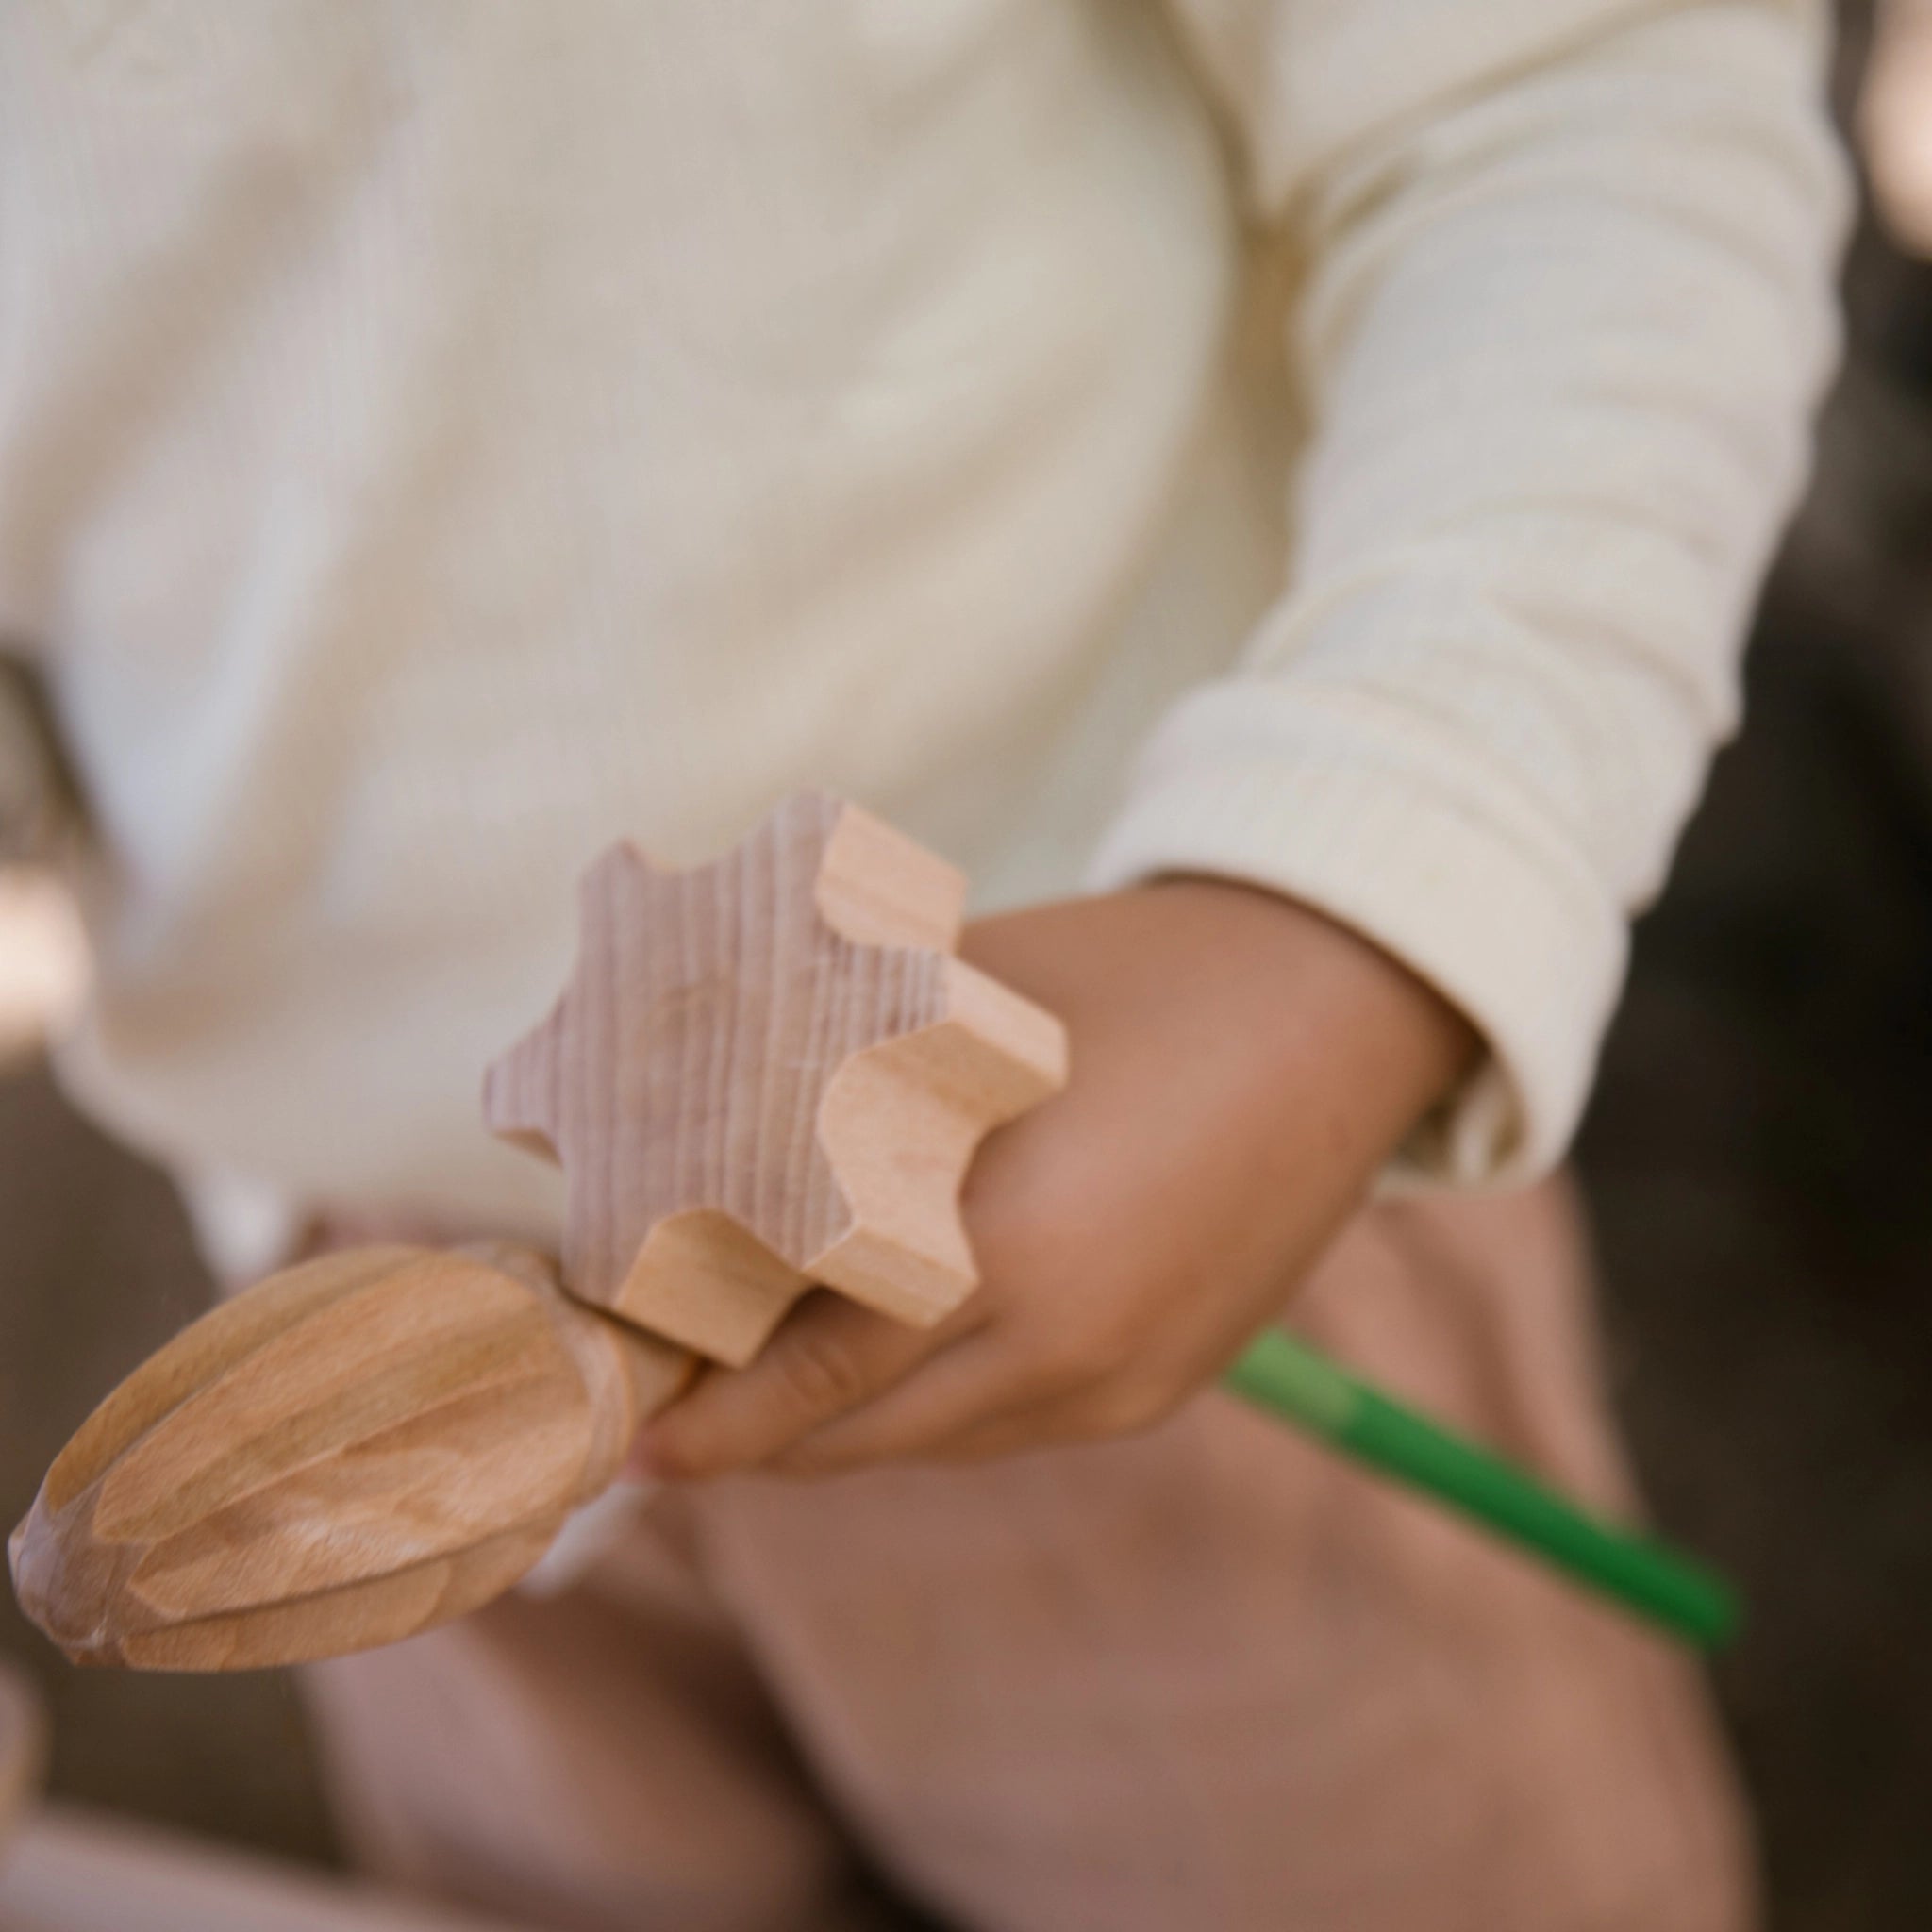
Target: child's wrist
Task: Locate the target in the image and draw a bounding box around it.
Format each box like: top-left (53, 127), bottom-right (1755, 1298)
top-left (1139, 874), bottom-right (1480, 1171)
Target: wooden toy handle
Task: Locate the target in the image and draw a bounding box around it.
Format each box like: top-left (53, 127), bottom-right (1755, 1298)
top-left (462, 1240), bottom-right (698, 1486)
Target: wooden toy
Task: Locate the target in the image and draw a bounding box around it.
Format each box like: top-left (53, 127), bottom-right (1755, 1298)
top-left (8, 790), bottom-right (1737, 1666)
top-left (8, 794), bottom-right (1067, 1671)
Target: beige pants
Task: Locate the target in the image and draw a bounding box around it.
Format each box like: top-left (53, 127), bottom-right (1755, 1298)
top-left (302, 1181), bottom-right (1756, 1932)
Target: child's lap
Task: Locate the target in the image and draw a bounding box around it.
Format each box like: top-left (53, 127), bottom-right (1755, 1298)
top-left (303, 1178), bottom-right (1755, 1932)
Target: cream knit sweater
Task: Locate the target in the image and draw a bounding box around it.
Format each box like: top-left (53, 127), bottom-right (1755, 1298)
top-left (0, 2), bottom-right (1844, 1273)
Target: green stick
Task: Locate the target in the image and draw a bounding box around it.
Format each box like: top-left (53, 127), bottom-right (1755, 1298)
top-left (1224, 1329), bottom-right (1740, 1651)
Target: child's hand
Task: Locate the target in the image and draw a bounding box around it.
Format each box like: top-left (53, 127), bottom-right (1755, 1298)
top-left (630, 879), bottom-right (1476, 1480)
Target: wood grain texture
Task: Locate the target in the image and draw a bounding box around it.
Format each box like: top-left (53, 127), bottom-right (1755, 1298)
top-left (8, 1246), bottom-right (691, 1669)
top-left (484, 791), bottom-right (1067, 1364)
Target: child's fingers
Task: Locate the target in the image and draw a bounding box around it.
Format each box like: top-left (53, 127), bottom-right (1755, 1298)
top-left (913, 1392), bottom-right (1162, 1465)
top-left (764, 1327), bottom-right (1030, 1475)
top-left (771, 1311), bottom-right (1234, 1475)
top-left (627, 1288), bottom-right (970, 1480)
top-left (903, 1348), bottom-right (1217, 1465)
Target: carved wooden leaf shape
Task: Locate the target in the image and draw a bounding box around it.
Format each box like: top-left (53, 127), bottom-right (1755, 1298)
top-left (8, 1245), bottom-right (684, 1669)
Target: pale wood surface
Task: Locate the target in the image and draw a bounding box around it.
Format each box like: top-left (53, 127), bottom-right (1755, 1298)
top-left (0, 1806), bottom-right (524, 1931)
top-left (9, 794), bottom-right (1065, 1669)
top-left (484, 791), bottom-right (1065, 1364)
top-left (8, 1247), bottom-right (689, 1669)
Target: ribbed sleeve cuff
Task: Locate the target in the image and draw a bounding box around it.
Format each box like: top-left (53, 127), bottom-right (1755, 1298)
top-left (1085, 688), bottom-right (1627, 1187)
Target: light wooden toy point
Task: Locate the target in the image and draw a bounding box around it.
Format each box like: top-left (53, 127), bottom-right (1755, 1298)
top-left (8, 794), bottom-right (1067, 1670)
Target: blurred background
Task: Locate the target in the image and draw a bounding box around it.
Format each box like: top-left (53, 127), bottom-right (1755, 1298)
top-left (2, 3), bottom-right (1930, 1924)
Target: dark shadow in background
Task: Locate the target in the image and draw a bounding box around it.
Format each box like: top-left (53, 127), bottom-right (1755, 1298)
top-left (1576, 13), bottom-right (1932, 1916)
top-left (0, 1061), bottom-right (339, 1861)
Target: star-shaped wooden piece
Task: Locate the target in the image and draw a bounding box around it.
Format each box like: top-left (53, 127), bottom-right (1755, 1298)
top-left (483, 793), bottom-right (1069, 1366)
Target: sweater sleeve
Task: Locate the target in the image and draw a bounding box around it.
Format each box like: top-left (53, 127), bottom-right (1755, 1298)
top-left (1091, 0), bottom-right (1849, 1185)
